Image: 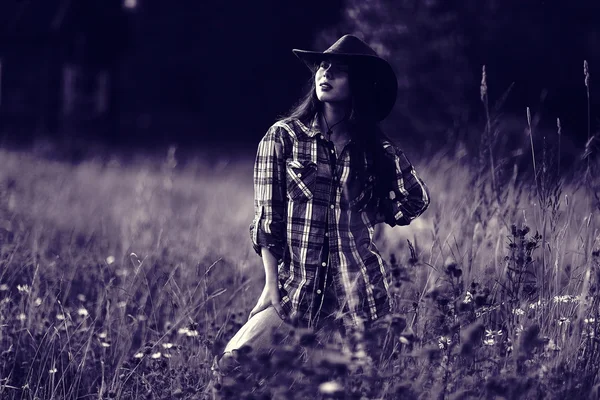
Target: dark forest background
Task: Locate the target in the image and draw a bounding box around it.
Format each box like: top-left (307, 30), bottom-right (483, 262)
top-left (0, 0), bottom-right (598, 162)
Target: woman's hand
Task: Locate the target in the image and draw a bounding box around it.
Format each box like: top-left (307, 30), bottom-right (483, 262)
top-left (248, 280), bottom-right (283, 321)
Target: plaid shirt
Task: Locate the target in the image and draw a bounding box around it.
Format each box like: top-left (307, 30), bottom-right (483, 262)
top-left (249, 114), bottom-right (430, 329)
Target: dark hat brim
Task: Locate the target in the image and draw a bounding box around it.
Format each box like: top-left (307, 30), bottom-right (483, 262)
top-left (292, 49), bottom-right (398, 122)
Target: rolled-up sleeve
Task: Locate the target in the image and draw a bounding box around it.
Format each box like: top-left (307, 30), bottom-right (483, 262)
top-left (379, 143), bottom-right (430, 227)
top-left (249, 126), bottom-right (287, 262)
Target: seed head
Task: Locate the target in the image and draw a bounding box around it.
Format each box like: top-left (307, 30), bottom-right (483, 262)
top-left (480, 65), bottom-right (488, 101)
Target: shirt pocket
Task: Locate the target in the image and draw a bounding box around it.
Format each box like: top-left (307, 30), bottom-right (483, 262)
top-left (285, 159), bottom-right (317, 202)
top-left (345, 173), bottom-right (376, 213)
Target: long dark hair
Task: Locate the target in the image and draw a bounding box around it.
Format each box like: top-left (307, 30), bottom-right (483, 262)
top-left (281, 65), bottom-right (396, 199)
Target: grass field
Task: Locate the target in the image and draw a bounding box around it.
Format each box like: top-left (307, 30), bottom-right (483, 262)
top-left (0, 128), bottom-right (599, 399)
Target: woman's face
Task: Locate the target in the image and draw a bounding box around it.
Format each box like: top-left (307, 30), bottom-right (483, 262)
top-left (315, 59), bottom-right (351, 104)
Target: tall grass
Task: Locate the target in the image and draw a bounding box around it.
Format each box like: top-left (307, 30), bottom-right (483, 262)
top-left (0, 67), bottom-right (599, 399)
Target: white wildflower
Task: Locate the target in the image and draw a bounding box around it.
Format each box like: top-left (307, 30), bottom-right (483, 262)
top-left (512, 308), bottom-right (525, 316)
top-left (106, 256), bottom-right (115, 265)
top-left (56, 313), bottom-right (66, 321)
top-left (585, 318), bottom-right (595, 324)
top-left (77, 308), bottom-right (89, 317)
top-left (101, 342), bottom-right (111, 348)
top-left (163, 353), bottom-right (172, 358)
top-left (319, 381), bottom-right (343, 394)
top-left (553, 295), bottom-right (578, 304)
top-left (177, 328), bottom-right (190, 335)
top-left (133, 352), bottom-right (144, 359)
top-left (463, 291), bottom-right (473, 304)
top-left (438, 336), bottom-right (451, 349)
top-left (98, 332), bottom-right (108, 339)
top-left (529, 299), bottom-right (542, 309)
top-left (17, 284), bottom-right (30, 294)
top-left (151, 352), bottom-right (161, 359)
top-left (546, 339), bottom-right (560, 351)
top-left (483, 338), bottom-right (495, 346)
top-left (161, 343), bottom-right (174, 349)
top-left (399, 336), bottom-right (410, 345)
top-left (34, 297), bottom-right (42, 307)
top-left (0, 284), bottom-right (9, 291)
top-left (48, 367), bottom-right (58, 374)
top-left (186, 330), bottom-right (199, 337)
top-left (557, 317), bottom-right (570, 326)
top-left (17, 313), bottom-right (26, 322)
top-left (77, 294), bottom-right (86, 302)
top-left (516, 325), bottom-right (524, 336)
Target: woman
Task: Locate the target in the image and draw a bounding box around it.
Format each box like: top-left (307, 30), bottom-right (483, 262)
top-left (213, 33), bottom-right (430, 390)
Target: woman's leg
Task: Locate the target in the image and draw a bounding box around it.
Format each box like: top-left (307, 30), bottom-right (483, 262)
top-left (210, 306), bottom-right (293, 398)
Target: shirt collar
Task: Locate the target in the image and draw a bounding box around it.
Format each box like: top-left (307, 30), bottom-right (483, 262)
top-left (296, 113), bottom-right (321, 138)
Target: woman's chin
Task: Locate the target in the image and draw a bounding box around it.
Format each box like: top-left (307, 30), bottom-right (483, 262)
top-left (317, 94), bottom-right (342, 103)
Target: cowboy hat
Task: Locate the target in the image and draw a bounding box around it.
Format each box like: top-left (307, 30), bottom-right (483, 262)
top-left (292, 34), bottom-right (398, 122)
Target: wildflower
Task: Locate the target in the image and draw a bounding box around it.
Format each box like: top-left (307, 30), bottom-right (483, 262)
top-left (49, 367), bottom-right (58, 374)
top-left (512, 308), bottom-right (525, 316)
top-left (557, 317), bottom-right (570, 326)
top-left (161, 343), bottom-right (174, 349)
top-left (56, 313), bottom-right (66, 321)
top-left (319, 381), bottom-right (343, 395)
top-left (0, 284), bottom-right (9, 291)
top-left (177, 327), bottom-right (190, 335)
top-left (133, 352), bottom-right (144, 359)
top-left (515, 325), bottom-right (524, 336)
top-left (77, 294), bottom-right (86, 302)
top-left (34, 298), bottom-right (42, 307)
top-left (463, 291), bottom-right (473, 304)
top-left (98, 332), bottom-right (108, 339)
top-left (17, 284), bottom-right (30, 294)
top-left (354, 348), bottom-right (367, 361)
top-left (529, 300), bottom-right (542, 310)
top-left (163, 353), bottom-right (172, 358)
top-left (546, 339), bottom-right (560, 351)
top-left (77, 308), bottom-right (89, 317)
top-left (101, 342), bottom-right (111, 348)
top-left (151, 352), bottom-right (161, 359)
top-left (585, 318), bottom-right (595, 324)
top-left (438, 336), bottom-right (451, 350)
top-left (552, 295), bottom-right (578, 304)
top-left (17, 313), bottom-right (26, 322)
top-left (484, 329), bottom-right (502, 345)
top-left (399, 336), bottom-right (410, 345)
top-left (106, 256), bottom-right (115, 265)
top-left (177, 327), bottom-right (198, 337)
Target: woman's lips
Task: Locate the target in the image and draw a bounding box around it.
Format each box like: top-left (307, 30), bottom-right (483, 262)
top-left (320, 83), bottom-right (332, 90)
